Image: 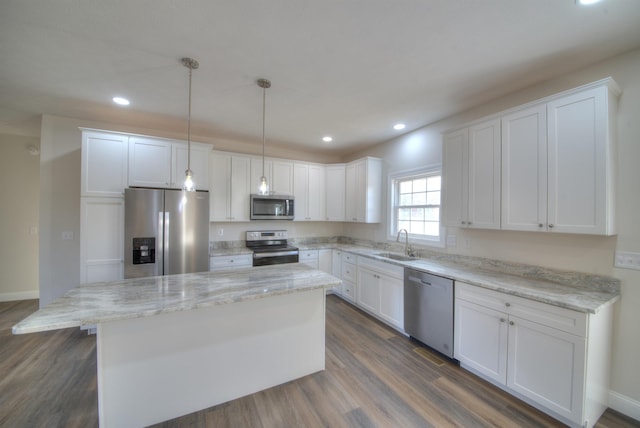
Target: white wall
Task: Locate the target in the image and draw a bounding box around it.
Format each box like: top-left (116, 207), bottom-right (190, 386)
top-left (344, 48), bottom-right (640, 413)
top-left (0, 133), bottom-right (40, 301)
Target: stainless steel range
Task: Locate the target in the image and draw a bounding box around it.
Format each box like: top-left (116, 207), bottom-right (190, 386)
top-left (246, 230), bottom-right (299, 266)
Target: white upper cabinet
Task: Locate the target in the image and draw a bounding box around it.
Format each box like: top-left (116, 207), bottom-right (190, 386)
top-left (502, 81), bottom-right (619, 235)
top-left (501, 104), bottom-right (548, 232)
top-left (442, 118), bottom-right (501, 229)
top-left (294, 162), bottom-right (326, 221)
top-left (209, 152), bottom-right (251, 222)
top-left (250, 157), bottom-right (294, 195)
top-left (173, 143), bottom-right (210, 191)
top-left (345, 157), bottom-right (382, 223)
top-left (129, 137), bottom-right (172, 188)
top-left (325, 164), bottom-right (346, 221)
top-left (546, 86), bottom-right (617, 235)
top-left (81, 130), bottom-right (129, 197)
top-left (129, 136), bottom-right (210, 190)
top-left (445, 77), bottom-right (619, 236)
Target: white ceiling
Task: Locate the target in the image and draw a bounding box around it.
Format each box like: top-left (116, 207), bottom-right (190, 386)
top-left (2, 0), bottom-right (640, 155)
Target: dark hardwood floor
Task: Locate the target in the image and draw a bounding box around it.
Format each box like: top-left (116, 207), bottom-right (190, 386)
top-left (1, 296), bottom-right (637, 427)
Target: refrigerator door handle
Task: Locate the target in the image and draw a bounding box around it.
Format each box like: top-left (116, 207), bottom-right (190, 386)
top-left (163, 211), bottom-right (170, 275)
top-left (158, 211), bottom-right (165, 276)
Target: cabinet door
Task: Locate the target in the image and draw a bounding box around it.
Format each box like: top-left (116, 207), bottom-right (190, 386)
top-left (331, 250), bottom-right (343, 294)
top-left (229, 156), bottom-right (251, 221)
top-left (507, 315), bottom-right (586, 424)
top-left (173, 143), bottom-right (210, 190)
top-left (318, 249), bottom-right (332, 274)
top-left (129, 137), bottom-right (172, 188)
top-left (547, 87), bottom-right (612, 235)
top-left (357, 267), bottom-right (380, 314)
top-left (81, 132), bottom-right (128, 197)
top-left (307, 164), bottom-right (326, 220)
top-left (209, 153), bottom-right (231, 221)
top-left (442, 128), bottom-right (468, 228)
top-left (501, 105), bottom-right (547, 232)
top-left (250, 158), bottom-right (273, 195)
top-left (293, 163), bottom-right (309, 221)
top-left (379, 273), bottom-right (403, 329)
top-left (468, 119), bottom-right (501, 229)
top-left (345, 162), bottom-right (358, 222)
top-left (325, 164), bottom-right (346, 221)
top-left (80, 197), bottom-right (124, 283)
top-left (272, 160), bottom-right (294, 195)
top-left (454, 298), bottom-right (508, 384)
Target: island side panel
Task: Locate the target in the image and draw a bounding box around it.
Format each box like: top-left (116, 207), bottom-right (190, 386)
top-left (96, 288), bottom-right (326, 428)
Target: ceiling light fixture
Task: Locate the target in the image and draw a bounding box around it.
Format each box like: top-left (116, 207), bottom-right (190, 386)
top-left (322, 136), bottom-right (333, 143)
top-left (576, 0), bottom-right (602, 5)
top-left (112, 96), bottom-right (130, 106)
top-left (182, 57), bottom-right (199, 192)
top-left (257, 78), bottom-right (271, 195)
top-left (393, 123), bottom-right (406, 130)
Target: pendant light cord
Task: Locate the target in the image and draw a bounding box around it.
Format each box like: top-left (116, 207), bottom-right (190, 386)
top-left (262, 84), bottom-right (266, 177)
top-left (187, 64), bottom-right (192, 172)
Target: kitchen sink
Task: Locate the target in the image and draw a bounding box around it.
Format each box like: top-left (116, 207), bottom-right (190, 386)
top-left (374, 252), bottom-right (416, 261)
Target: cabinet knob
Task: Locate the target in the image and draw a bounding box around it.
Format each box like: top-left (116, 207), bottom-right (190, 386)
top-left (467, 221), bottom-right (472, 225)
top-left (509, 321), bottom-right (515, 326)
top-left (548, 224), bottom-right (554, 229)
top-left (505, 302), bottom-right (511, 307)
top-left (500, 318), bottom-right (506, 323)
top-left (538, 223), bottom-right (544, 228)
top-left (461, 221), bottom-right (466, 225)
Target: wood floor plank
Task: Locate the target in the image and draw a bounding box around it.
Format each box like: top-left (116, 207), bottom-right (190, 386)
top-left (1, 296), bottom-right (635, 428)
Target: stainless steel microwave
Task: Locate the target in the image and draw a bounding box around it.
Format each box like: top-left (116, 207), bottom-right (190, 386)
top-left (250, 194), bottom-right (295, 220)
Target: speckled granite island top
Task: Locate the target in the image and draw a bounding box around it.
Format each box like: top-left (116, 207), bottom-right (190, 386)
top-left (12, 264), bottom-right (341, 335)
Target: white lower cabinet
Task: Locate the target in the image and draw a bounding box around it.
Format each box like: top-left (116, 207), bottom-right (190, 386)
top-left (209, 254), bottom-right (252, 271)
top-left (455, 281), bottom-right (612, 428)
top-left (356, 256), bottom-right (404, 330)
top-left (299, 249), bottom-right (319, 269)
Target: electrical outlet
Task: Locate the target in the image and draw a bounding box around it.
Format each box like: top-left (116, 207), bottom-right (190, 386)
top-left (614, 251), bottom-right (640, 270)
top-left (62, 231), bottom-right (74, 240)
top-left (217, 228), bottom-right (224, 236)
top-left (463, 238), bottom-right (471, 249)
top-left (446, 235), bottom-right (457, 247)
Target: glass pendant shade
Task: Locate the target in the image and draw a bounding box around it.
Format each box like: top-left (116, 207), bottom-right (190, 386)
top-left (184, 169), bottom-right (195, 192)
top-left (258, 175), bottom-right (269, 195)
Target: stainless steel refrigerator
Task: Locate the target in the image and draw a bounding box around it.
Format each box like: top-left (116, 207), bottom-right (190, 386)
top-left (124, 188), bottom-right (209, 279)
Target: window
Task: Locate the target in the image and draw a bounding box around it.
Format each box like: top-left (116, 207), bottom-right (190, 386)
top-left (389, 168), bottom-right (443, 246)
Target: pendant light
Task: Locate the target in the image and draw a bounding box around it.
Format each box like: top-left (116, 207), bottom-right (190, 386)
top-left (257, 78), bottom-right (271, 195)
top-left (182, 57), bottom-right (199, 192)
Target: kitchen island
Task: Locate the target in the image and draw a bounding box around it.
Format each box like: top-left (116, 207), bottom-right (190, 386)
top-left (13, 264), bottom-right (341, 428)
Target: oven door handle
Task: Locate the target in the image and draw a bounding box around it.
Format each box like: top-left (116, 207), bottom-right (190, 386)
top-left (253, 250), bottom-right (300, 259)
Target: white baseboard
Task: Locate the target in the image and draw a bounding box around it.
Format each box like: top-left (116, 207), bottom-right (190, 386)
top-left (609, 390), bottom-right (640, 422)
top-left (0, 290), bottom-right (39, 302)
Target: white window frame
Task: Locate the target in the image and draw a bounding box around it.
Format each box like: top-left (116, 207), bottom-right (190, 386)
top-left (388, 165), bottom-right (445, 248)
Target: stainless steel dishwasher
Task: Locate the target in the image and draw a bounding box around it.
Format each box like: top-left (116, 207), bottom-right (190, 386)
top-left (404, 268), bottom-right (454, 358)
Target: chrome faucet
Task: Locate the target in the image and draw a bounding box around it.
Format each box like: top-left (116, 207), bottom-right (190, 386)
top-left (396, 229), bottom-right (411, 256)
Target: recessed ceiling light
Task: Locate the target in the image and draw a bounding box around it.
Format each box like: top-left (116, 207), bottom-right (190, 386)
top-left (393, 123), bottom-right (406, 130)
top-left (112, 96), bottom-right (130, 106)
top-left (576, 0), bottom-right (602, 5)
top-left (322, 136), bottom-right (333, 142)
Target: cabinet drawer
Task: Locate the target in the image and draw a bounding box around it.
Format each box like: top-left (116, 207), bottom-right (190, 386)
top-left (357, 256), bottom-right (404, 279)
top-left (456, 282), bottom-right (587, 337)
top-left (342, 252), bottom-right (357, 264)
top-left (210, 255), bottom-right (252, 270)
top-left (299, 250), bottom-right (319, 261)
top-left (343, 280), bottom-right (356, 301)
top-left (342, 262), bottom-right (357, 283)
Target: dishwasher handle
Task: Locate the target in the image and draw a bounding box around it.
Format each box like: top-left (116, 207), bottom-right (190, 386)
top-left (407, 275), bottom-right (432, 286)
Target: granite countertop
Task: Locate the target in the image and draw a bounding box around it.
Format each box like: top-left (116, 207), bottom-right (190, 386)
top-left (12, 264), bottom-right (340, 335)
top-left (292, 243), bottom-right (620, 314)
